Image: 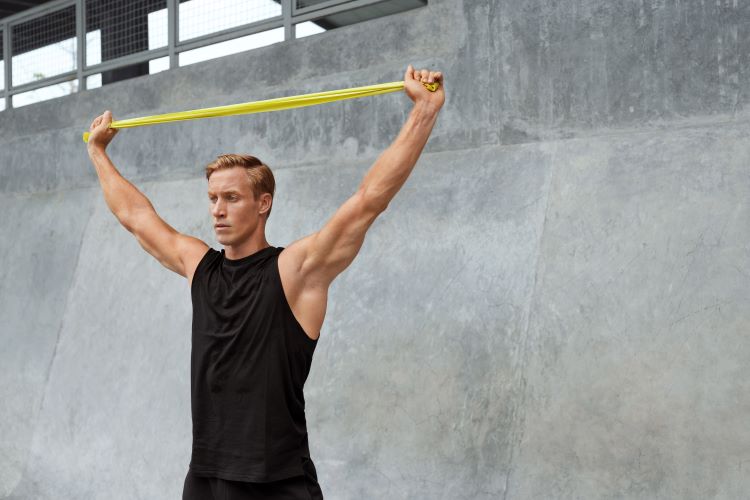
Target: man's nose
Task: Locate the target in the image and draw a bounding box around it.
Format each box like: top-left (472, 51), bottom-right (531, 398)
top-left (211, 200), bottom-right (225, 216)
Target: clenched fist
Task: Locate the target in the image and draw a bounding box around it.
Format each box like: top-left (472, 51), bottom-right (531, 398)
top-left (404, 65), bottom-right (444, 112)
top-left (87, 110), bottom-right (119, 153)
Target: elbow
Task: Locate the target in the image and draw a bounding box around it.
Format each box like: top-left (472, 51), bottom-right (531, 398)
top-left (118, 212), bottom-right (136, 233)
top-left (117, 203), bottom-right (154, 233)
top-left (358, 186), bottom-right (389, 214)
top-left (118, 207), bottom-right (145, 233)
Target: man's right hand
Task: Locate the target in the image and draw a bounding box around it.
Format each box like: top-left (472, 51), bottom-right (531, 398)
top-left (87, 110), bottom-right (119, 153)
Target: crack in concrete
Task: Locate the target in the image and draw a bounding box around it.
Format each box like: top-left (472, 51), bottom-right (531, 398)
top-left (502, 140), bottom-right (558, 500)
top-left (9, 199), bottom-right (95, 498)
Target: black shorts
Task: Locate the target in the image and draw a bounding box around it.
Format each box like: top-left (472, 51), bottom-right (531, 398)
top-left (182, 458), bottom-right (324, 500)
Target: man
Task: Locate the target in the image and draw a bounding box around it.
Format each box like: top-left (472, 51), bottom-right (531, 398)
top-left (86, 64), bottom-right (444, 499)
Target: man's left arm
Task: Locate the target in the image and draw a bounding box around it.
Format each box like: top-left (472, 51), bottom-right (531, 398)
top-left (282, 65), bottom-right (444, 290)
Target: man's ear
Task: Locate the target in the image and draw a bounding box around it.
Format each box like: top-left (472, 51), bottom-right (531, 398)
top-left (259, 193), bottom-right (273, 215)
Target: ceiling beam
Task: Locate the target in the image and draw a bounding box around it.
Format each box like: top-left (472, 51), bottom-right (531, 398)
top-left (1, 0), bottom-right (41, 8)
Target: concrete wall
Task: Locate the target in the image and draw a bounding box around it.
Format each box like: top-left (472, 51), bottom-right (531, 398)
top-left (1, 1), bottom-right (748, 498)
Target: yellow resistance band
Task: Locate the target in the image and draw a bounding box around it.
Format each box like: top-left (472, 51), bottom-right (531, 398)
top-left (82, 80), bottom-right (439, 143)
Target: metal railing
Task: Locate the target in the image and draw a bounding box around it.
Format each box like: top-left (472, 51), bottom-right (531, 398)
top-left (0, 0), bottom-right (426, 111)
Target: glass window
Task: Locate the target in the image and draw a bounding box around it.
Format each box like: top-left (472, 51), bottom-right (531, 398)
top-left (179, 0), bottom-right (281, 41)
top-left (179, 27), bottom-right (284, 67)
top-left (13, 79), bottom-right (79, 108)
top-left (11, 5), bottom-right (77, 87)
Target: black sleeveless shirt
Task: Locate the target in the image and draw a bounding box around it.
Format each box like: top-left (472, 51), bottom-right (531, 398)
top-left (188, 245), bottom-right (318, 482)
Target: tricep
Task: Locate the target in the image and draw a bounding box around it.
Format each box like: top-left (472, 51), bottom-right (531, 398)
top-left (125, 208), bottom-right (208, 279)
top-left (296, 189), bottom-right (384, 287)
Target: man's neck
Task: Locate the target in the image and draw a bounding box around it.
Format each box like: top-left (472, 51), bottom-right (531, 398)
top-left (223, 238), bottom-right (271, 260)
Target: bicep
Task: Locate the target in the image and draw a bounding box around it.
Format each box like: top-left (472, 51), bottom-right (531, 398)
top-left (127, 208), bottom-right (209, 278)
top-left (296, 189), bottom-right (382, 286)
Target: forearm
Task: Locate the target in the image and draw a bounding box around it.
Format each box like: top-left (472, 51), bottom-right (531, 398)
top-left (359, 102), bottom-right (440, 210)
top-left (87, 148), bottom-right (154, 228)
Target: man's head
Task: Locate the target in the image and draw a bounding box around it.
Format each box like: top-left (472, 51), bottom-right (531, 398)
top-left (205, 154), bottom-right (275, 246)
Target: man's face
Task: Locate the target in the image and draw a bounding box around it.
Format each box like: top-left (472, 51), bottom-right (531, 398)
top-left (207, 167), bottom-right (268, 245)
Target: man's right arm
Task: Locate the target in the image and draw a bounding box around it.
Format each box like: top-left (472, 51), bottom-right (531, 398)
top-left (87, 111), bottom-right (208, 282)
top-left (87, 147), bottom-right (151, 229)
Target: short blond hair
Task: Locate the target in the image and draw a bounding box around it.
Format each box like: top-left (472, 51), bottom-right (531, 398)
top-left (204, 154), bottom-right (275, 217)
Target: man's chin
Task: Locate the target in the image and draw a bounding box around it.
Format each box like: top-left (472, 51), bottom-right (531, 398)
top-left (216, 234), bottom-right (243, 246)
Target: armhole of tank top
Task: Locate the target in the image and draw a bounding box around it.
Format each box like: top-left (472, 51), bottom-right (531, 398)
top-left (274, 253), bottom-right (319, 345)
top-left (190, 247), bottom-right (214, 295)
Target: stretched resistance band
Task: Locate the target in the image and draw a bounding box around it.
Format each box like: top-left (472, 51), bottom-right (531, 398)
top-left (82, 80), bottom-right (439, 143)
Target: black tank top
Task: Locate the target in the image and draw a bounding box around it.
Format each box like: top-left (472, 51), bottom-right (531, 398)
top-left (188, 245), bottom-right (318, 482)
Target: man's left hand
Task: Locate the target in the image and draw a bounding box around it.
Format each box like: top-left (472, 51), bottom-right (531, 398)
top-left (404, 65), bottom-right (445, 111)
